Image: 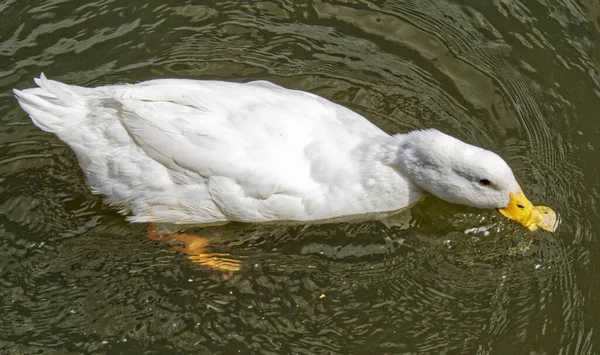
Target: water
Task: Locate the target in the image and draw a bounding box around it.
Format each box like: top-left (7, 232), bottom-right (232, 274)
top-left (0, 0), bottom-right (598, 353)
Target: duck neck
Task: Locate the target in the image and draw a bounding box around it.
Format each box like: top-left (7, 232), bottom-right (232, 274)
top-left (382, 132), bottom-right (445, 199)
top-left (356, 135), bottom-right (427, 211)
top-left (386, 132), bottom-right (440, 195)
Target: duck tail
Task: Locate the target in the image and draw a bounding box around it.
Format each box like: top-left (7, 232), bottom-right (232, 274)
top-left (13, 73), bottom-right (91, 133)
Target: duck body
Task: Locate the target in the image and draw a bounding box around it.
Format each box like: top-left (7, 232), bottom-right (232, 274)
top-left (14, 75), bottom-right (426, 225)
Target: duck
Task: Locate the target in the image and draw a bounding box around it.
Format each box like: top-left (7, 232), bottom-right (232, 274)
top-left (13, 74), bottom-right (556, 259)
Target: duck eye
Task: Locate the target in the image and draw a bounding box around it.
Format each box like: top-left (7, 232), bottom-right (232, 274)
top-left (478, 179), bottom-right (491, 186)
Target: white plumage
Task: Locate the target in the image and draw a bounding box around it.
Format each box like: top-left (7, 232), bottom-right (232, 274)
top-left (14, 74), bottom-right (534, 228)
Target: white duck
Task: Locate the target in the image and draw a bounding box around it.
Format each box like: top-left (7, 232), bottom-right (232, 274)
top-left (14, 74), bottom-right (556, 235)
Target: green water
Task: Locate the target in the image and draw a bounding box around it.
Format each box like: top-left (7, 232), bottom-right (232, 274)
top-left (1, 0), bottom-right (598, 354)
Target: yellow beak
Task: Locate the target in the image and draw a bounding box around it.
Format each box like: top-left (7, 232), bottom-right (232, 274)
top-left (498, 190), bottom-right (558, 232)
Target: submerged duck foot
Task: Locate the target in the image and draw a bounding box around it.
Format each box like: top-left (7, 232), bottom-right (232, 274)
top-left (147, 223), bottom-right (240, 272)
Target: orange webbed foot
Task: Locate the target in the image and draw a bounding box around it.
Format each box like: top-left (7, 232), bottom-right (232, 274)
top-left (147, 223), bottom-right (240, 272)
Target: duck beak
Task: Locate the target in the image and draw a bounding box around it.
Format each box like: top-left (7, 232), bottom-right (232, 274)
top-left (498, 190), bottom-right (558, 232)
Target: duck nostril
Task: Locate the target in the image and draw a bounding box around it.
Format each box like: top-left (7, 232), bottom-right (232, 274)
top-left (517, 204), bottom-right (525, 210)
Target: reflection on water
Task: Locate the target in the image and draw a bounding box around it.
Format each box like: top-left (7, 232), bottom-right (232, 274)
top-left (0, 0), bottom-right (598, 353)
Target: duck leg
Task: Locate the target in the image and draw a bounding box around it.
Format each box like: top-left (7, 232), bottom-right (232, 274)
top-left (147, 223), bottom-right (240, 272)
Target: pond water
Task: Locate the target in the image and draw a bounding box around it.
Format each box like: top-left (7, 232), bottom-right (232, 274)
top-left (1, 0), bottom-right (599, 354)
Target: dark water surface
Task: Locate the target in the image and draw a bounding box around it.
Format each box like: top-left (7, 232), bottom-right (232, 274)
top-left (1, 0), bottom-right (599, 354)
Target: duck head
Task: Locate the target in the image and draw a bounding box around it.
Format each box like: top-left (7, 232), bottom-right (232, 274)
top-left (396, 129), bottom-right (557, 231)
